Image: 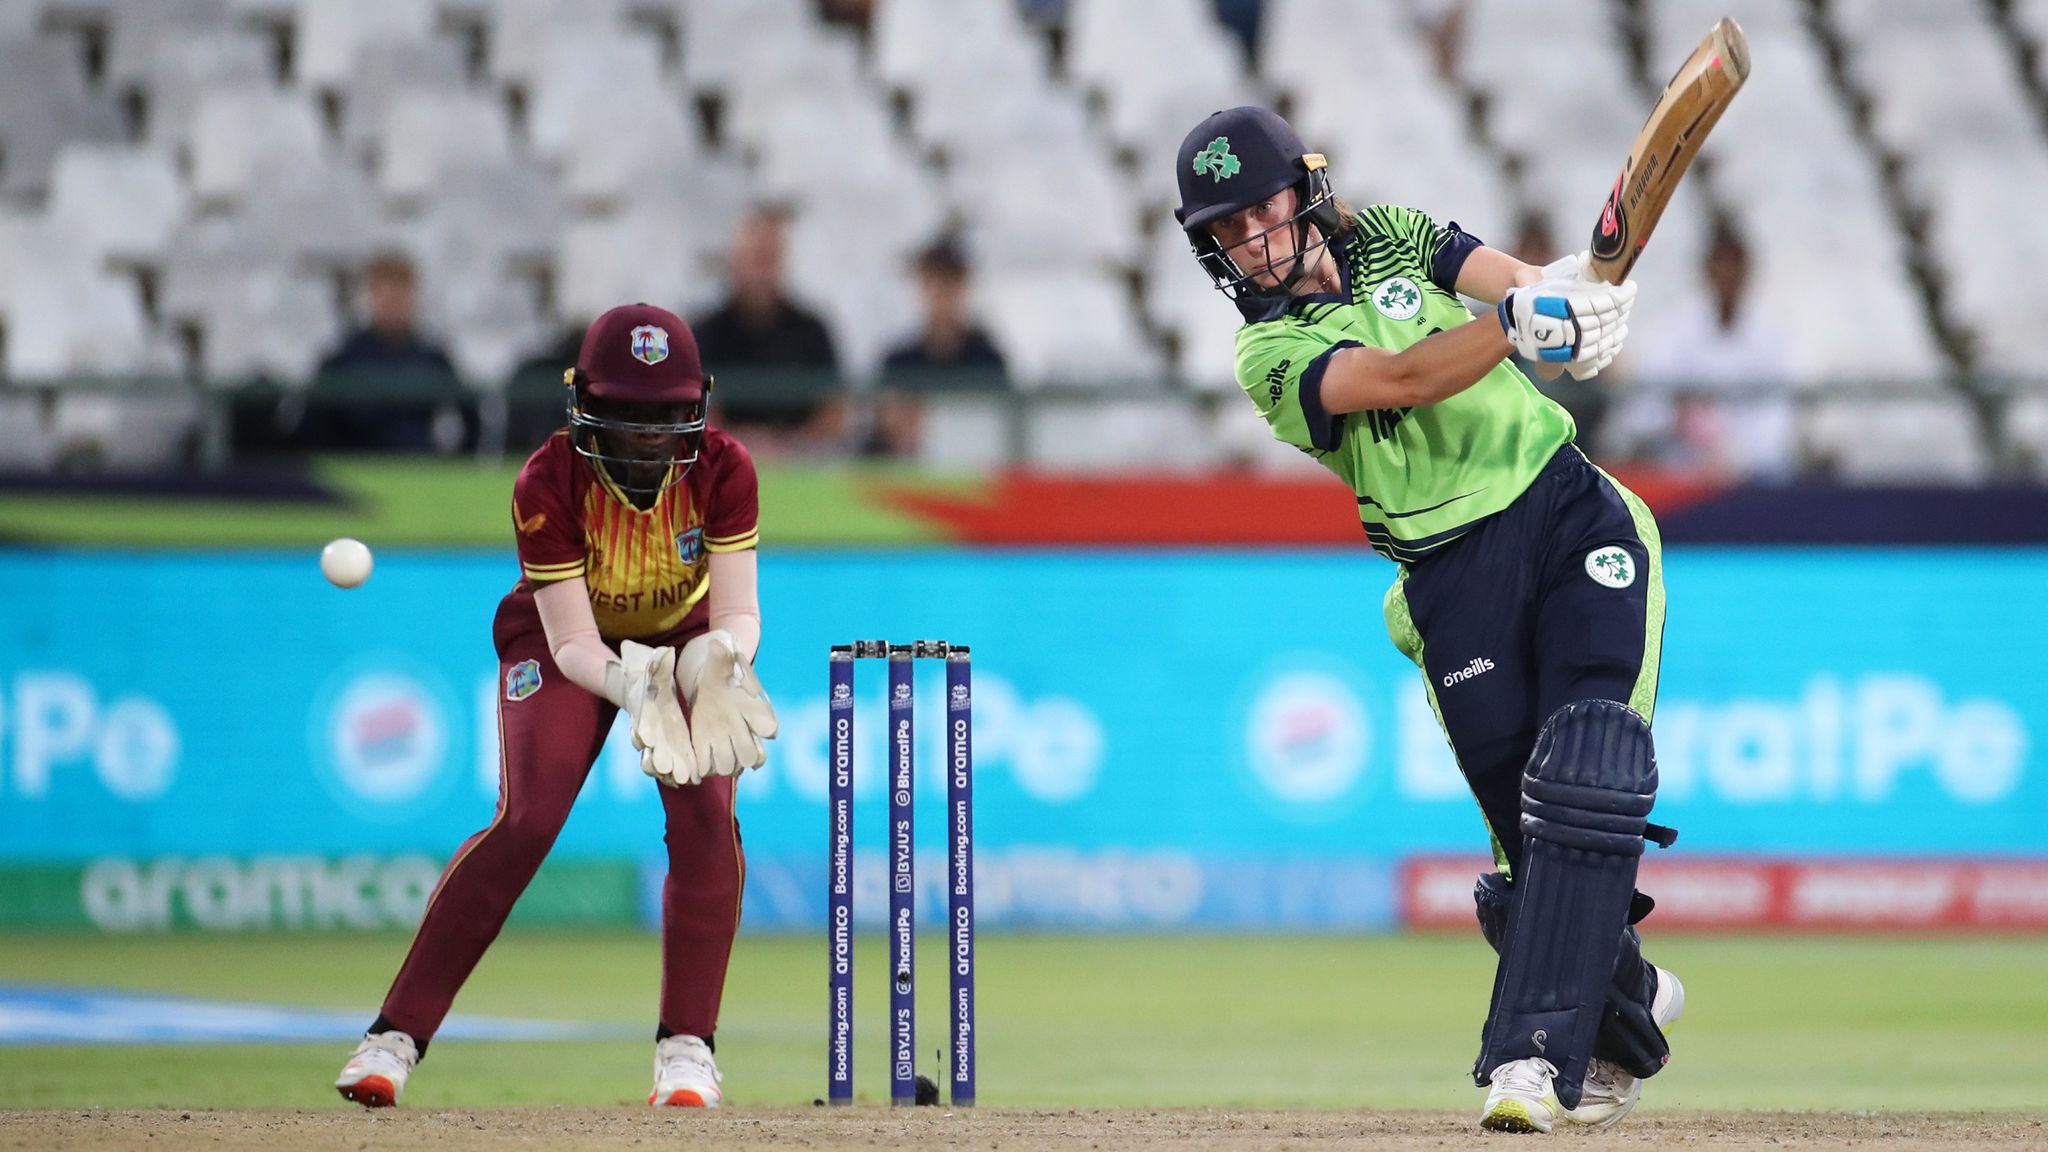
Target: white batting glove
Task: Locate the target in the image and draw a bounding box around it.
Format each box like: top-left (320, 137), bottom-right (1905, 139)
top-left (674, 629), bottom-right (778, 777)
top-left (1566, 321), bottom-right (1630, 380)
top-left (1540, 249), bottom-right (1634, 380)
top-left (614, 640), bottom-right (700, 788)
top-left (1498, 273), bottom-right (1636, 366)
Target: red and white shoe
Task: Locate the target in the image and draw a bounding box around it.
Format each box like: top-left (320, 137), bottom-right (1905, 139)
top-left (335, 1031), bottom-right (418, 1108)
top-left (649, 1035), bottom-right (723, 1107)
top-left (1562, 965), bottom-right (1687, 1129)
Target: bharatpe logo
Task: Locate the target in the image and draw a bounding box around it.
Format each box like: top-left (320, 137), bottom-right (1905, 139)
top-left (1585, 545), bottom-right (1636, 588)
top-left (1191, 136), bottom-right (1241, 182)
top-left (1372, 277), bottom-right (1423, 321)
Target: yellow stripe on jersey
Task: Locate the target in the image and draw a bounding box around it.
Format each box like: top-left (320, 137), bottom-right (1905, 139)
top-left (523, 559), bottom-right (586, 581)
top-left (705, 529), bottom-right (758, 552)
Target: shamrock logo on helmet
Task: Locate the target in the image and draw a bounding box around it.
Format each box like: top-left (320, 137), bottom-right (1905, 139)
top-left (1192, 136), bottom-right (1242, 183)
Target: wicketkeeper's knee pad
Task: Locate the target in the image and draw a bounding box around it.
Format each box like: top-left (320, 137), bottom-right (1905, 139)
top-left (1474, 700), bottom-right (1665, 1107)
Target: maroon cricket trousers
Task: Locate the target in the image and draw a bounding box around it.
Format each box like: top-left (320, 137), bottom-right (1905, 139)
top-left (378, 627), bottom-right (742, 1043)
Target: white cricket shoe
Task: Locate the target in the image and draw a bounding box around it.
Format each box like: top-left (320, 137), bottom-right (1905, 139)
top-left (649, 1035), bottom-right (723, 1107)
top-left (1480, 1057), bottom-right (1560, 1133)
top-left (1562, 965), bottom-right (1687, 1130)
top-left (335, 1030), bottom-right (418, 1108)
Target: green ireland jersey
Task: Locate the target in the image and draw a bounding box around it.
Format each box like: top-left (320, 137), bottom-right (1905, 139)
top-left (1233, 204), bottom-right (1575, 562)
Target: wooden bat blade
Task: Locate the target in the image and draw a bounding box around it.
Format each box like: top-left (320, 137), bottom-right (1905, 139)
top-left (1587, 17), bottom-right (1750, 284)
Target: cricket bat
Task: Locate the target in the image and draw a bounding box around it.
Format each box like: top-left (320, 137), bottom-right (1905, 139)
top-left (1586, 17), bottom-right (1752, 284)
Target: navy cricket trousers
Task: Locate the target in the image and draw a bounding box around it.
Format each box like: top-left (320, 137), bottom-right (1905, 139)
top-left (1383, 444), bottom-right (1665, 876)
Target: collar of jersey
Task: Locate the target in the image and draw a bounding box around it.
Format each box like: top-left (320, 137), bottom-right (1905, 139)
top-left (590, 458), bottom-right (678, 511)
top-left (1236, 231), bottom-right (1355, 324)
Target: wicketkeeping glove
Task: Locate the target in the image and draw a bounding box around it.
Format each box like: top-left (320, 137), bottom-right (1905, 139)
top-left (674, 629), bottom-right (778, 778)
top-left (615, 640), bottom-right (699, 788)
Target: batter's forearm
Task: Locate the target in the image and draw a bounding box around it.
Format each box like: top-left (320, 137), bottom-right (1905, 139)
top-left (1323, 320), bottom-right (1513, 413)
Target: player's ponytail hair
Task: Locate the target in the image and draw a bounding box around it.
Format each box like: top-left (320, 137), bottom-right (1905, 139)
top-left (1327, 193), bottom-right (1361, 238)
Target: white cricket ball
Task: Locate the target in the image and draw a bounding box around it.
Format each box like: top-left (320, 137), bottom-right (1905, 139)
top-left (321, 537), bottom-right (374, 589)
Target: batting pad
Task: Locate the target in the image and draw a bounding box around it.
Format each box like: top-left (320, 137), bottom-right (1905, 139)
top-left (1475, 700), bottom-right (1659, 1108)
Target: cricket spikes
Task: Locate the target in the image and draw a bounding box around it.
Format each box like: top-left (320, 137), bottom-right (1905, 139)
top-left (335, 1030), bottom-right (418, 1108)
top-left (650, 1035), bottom-right (723, 1108)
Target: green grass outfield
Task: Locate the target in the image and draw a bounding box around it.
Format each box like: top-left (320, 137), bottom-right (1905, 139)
top-left (0, 933), bottom-right (2044, 1112)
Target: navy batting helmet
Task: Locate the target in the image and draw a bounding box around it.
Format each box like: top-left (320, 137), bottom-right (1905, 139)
top-left (1173, 106), bottom-right (1342, 303)
top-left (564, 303), bottom-right (712, 491)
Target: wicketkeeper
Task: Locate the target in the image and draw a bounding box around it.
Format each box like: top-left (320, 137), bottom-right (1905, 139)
top-left (1174, 107), bottom-right (1682, 1133)
top-left (334, 303), bottom-right (777, 1109)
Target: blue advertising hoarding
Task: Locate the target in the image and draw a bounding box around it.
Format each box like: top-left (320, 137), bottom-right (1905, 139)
top-left (0, 548), bottom-right (2042, 931)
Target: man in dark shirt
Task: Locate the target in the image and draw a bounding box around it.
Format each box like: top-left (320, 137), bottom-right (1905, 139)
top-left (692, 206), bottom-right (842, 449)
top-left (871, 238), bottom-right (1008, 457)
top-left (305, 251), bottom-right (468, 454)
top-left (881, 238), bottom-right (1007, 374)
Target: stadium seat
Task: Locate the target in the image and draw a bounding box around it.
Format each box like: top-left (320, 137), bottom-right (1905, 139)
top-left (1806, 397), bottom-right (1989, 483)
top-left (1141, 226), bottom-right (1243, 394)
top-left (677, 0), bottom-right (813, 96)
top-left (1025, 396), bottom-right (1216, 470)
top-left (556, 205), bottom-right (714, 329)
top-left (0, 37), bottom-right (123, 196)
top-left (106, 0), bottom-right (234, 92)
top-left (976, 270), bottom-right (1161, 389)
top-left (295, 0), bottom-right (437, 89)
top-left (47, 144), bottom-right (187, 262)
top-left (188, 88), bottom-right (330, 204)
top-left (783, 204), bottom-right (921, 380)
top-left (338, 39), bottom-right (469, 162)
top-left (372, 90), bottom-right (514, 201)
top-left (126, 26), bottom-right (274, 151)
top-left (2004, 392), bottom-right (2048, 478)
top-left (524, 31), bottom-right (677, 162)
top-left (1, 268), bottom-right (158, 380)
top-left (487, 0), bottom-right (629, 86)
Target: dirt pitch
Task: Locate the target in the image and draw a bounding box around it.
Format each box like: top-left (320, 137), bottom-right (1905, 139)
top-left (5, 1108), bottom-right (2044, 1151)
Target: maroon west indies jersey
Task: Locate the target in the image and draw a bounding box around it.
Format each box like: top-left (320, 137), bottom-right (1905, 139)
top-left (493, 427), bottom-right (759, 648)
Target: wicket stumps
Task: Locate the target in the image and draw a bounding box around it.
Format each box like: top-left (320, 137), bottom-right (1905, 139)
top-left (827, 640), bottom-right (976, 1108)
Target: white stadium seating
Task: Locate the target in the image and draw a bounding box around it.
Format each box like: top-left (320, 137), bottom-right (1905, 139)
top-left (0, 0), bottom-right (2039, 479)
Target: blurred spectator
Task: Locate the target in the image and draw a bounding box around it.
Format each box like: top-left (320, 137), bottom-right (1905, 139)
top-left (870, 237), bottom-right (1009, 458)
top-left (1211, 0), bottom-right (1263, 60)
top-left (1615, 221), bottom-right (1797, 481)
top-left (1503, 213), bottom-right (1609, 449)
top-left (504, 322), bottom-right (586, 454)
top-left (882, 239), bottom-right (1007, 376)
top-left (693, 205), bottom-right (844, 452)
top-left (818, 0), bottom-right (874, 34)
top-left (1405, 0), bottom-right (1466, 79)
top-left (301, 252), bottom-right (469, 454)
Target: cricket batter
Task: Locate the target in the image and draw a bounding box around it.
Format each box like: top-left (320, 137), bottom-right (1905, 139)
top-left (333, 303), bottom-right (777, 1109)
top-left (1174, 107), bottom-right (1682, 1132)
